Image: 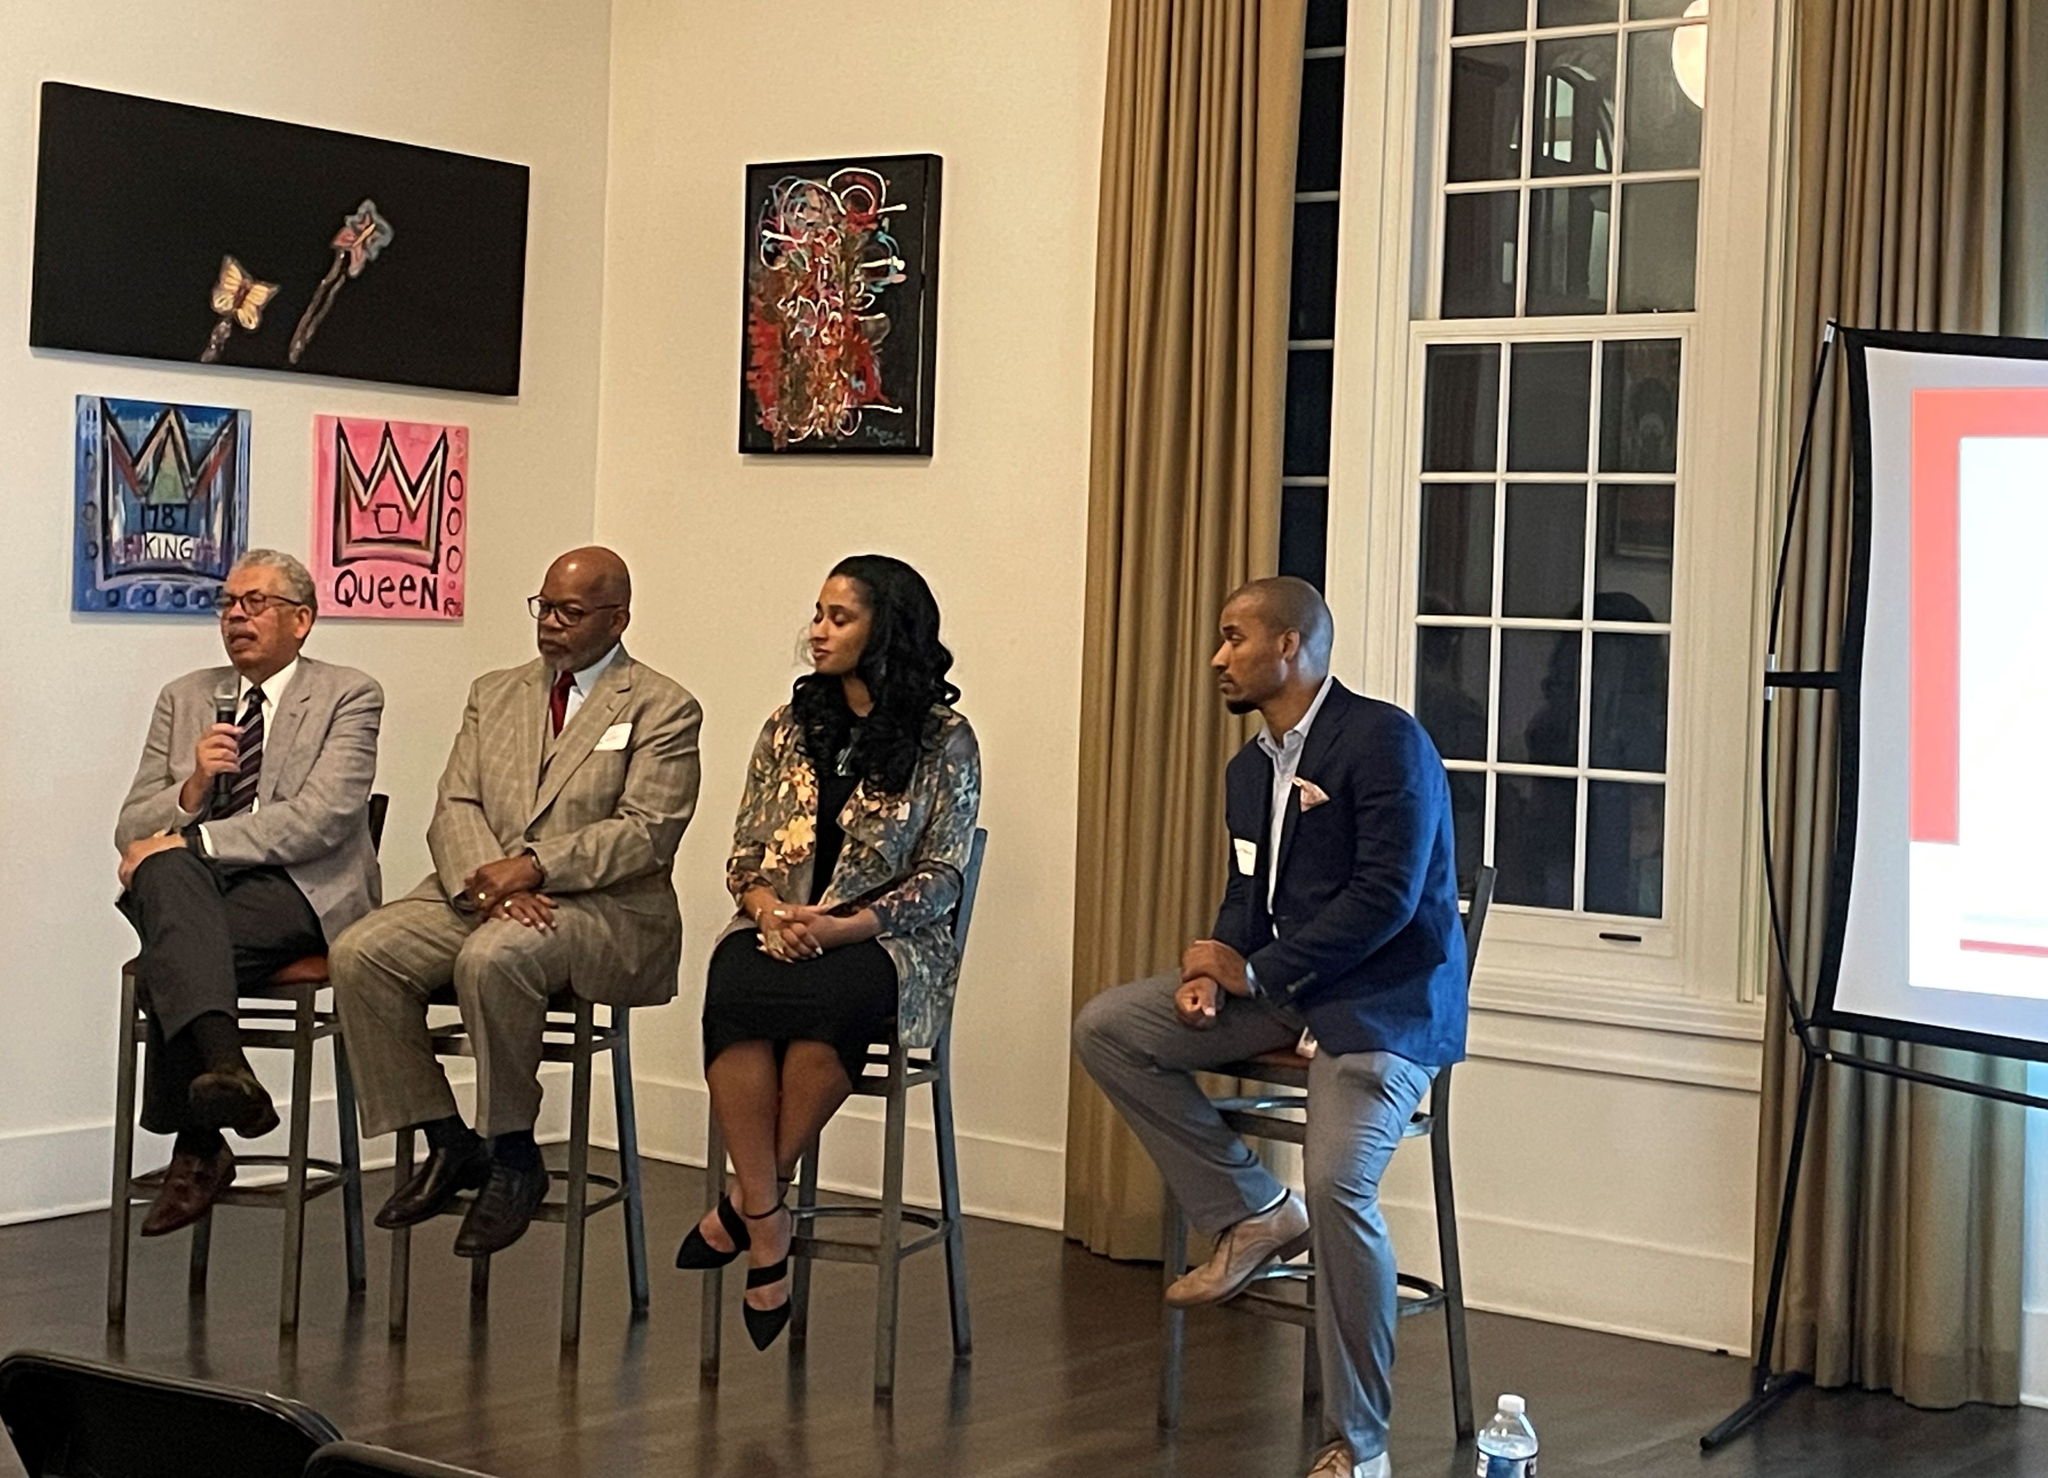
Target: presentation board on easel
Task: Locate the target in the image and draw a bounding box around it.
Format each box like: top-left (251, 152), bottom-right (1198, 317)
top-left (1705, 324), bottom-right (2048, 1452)
top-left (1819, 327), bottom-right (2048, 1063)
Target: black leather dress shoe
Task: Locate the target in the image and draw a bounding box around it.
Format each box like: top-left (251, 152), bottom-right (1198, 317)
top-left (453, 1161), bottom-right (551, 1257)
top-left (374, 1140), bottom-right (490, 1230)
top-left (189, 1067), bottom-right (280, 1139)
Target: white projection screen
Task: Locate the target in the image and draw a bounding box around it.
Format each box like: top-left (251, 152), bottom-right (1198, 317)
top-left (1819, 328), bottom-right (2048, 1061)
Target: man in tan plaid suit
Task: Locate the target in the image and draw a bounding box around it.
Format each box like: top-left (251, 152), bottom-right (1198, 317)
top-left (331, 547), bottom-right (702, 1257)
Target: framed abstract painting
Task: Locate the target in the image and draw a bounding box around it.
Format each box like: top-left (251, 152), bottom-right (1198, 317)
top-left (739, 153), bottom-right (942, 454)
top-left (73, 395), bottom-right (250, 616)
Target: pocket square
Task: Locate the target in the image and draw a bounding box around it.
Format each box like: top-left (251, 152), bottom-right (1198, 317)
top-left (1293, 777), bottom-right (1331, 810)
top-left (595, 722), bottom-right (632, 751)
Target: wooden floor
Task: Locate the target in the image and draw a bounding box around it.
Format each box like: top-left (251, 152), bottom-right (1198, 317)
top-left (1, 1157), bottom-right (2039, 1477)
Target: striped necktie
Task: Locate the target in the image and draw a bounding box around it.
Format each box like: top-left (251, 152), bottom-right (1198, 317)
top-left (221, 685), bottom-right (266, 817)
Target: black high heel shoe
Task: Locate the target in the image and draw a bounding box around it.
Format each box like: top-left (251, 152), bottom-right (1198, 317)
top-left (741, 1202), bottom-right (793, 1351)
top-left (675, 1195), bottom-right (748, 1270)
top-left (676, 1179), bottom-right (792, 1271)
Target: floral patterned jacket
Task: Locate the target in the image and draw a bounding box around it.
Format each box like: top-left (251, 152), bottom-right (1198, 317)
top-left (725, 704), bottom-right (982, 1048)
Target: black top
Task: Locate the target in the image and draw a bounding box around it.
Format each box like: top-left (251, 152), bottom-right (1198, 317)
top-left (808, 730), bottom-right (863, 906)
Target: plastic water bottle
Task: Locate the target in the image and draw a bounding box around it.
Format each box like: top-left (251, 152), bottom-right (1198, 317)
top-left (1475, 1393), bottom-right (1539, 1477)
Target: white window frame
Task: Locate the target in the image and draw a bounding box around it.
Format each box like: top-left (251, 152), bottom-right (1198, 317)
top-left (1322, 0), bottom-right (1790, 1046)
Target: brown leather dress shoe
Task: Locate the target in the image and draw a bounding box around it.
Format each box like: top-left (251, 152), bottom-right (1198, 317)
top-left (141, 1144), bottom-right (236, 1237)
top-left (1165, 1190), bottom-right (1311, 1308)
top-left (189, 1067), bottom-right (280, 1138)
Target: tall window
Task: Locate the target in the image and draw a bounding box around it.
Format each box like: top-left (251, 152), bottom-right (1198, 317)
top-left (1279, 0), bottom-right (1351, 590)
top-left (1414, 0), bottom-right (1705, 922)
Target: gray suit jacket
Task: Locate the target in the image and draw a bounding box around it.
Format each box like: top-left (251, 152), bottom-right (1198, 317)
top-left (117, 656), bottom-right (386, 944)
top-left (413, 649), bottom-right (702, 1006)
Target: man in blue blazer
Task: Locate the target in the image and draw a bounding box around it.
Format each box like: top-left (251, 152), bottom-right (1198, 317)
top-left (1075, 577), bottom-right (1467, 1478)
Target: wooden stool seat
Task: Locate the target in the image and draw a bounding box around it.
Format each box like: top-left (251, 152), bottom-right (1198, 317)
top-left (1158, 865), bottom-right (1496, 1442)
top-left (107, 794), bottom-right (386, 1332)
top-left (387, 989), bottom-right (650, 1346)
top-left (700, 828), bottom-right (987, 1401)
top-left (264, 955), bottom-right (334, 988)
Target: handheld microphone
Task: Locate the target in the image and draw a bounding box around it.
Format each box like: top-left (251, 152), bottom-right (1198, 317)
top-left (212, 681), bottom-right (239, 813)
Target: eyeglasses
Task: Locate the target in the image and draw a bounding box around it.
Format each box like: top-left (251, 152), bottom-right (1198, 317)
top-left (216, 592), bottom-right (308, 617)
top-left (528, 596), bottom-right (624, 627)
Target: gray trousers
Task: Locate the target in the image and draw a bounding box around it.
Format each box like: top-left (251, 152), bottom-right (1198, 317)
top-left (1073, 974), bottom-right (1434, 1462)
top-left (329, 898), bottom-right (575, 1138)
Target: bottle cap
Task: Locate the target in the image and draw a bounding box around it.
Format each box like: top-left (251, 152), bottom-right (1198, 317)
top-left (1498, 1394), bottom-right (1525, 1416)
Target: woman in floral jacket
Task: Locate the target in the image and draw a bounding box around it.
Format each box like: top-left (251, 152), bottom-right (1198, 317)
top-left (677, 554), bottom-right (980, 1350)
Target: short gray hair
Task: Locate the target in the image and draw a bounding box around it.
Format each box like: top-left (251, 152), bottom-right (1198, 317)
top-left (234, 549), bottom-right (319, 617)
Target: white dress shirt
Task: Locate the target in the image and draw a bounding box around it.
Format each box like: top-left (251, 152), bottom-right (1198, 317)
top-left (1255, 674), bottom-right (1335, 913)
top-left (559, 643), bottom-right (622, 728)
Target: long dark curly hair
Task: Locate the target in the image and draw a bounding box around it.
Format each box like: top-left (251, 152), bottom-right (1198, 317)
top-left (791, 555), bottom-right (959, 795)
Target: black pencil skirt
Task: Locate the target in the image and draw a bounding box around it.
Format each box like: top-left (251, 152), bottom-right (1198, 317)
top-left (701, 928), bottom-right (899, 1081)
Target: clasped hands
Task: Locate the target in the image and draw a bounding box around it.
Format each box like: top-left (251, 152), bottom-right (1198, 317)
top-left (746, 890), bottom-right (858, 963)
top-left (466, 853), bottom-right (555, 931)
top-left (1174, 938), bottom-right (1251, 1030)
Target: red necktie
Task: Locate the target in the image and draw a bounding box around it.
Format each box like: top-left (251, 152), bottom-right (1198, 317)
top-left (549, 670), bottom-right (575, 736)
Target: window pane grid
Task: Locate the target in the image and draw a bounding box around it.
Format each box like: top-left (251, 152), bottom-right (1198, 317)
top-left (1438, 4), bottom-right (1704, 320)
top-left (1279, 6), bottom-right (1347, 588)
top-left (1413, 330), bottom-right (1677, 918)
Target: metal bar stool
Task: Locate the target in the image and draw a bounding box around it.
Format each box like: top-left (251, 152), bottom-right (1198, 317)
top-left (700, 827), bottom-right (986, 1400)
top-left (384, 988), bottom-right (649, 1346)
top-left (1158, 864), bottom-right (1496, 1440)
top-left (107, 794), bottom-right (387, 1334)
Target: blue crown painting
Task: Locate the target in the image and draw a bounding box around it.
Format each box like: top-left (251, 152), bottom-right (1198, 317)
top-left (73, 395), bottom-right (250, 615)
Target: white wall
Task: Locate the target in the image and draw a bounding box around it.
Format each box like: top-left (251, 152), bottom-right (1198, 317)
top-left (591, 0), bottom-right (1107, 1225)
top-left (0, 0), bottom-right (614, 1222)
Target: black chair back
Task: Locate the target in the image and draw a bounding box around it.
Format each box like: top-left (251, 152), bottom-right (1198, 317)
top-left (368, 792), bottom-right (389, 854)
top-left (1462, 864), bottom-right (1496, 980)
top-left (0, 1349), bottom-right (340, 1478)
top-left (306, 1441), bottom-right (498, 1478)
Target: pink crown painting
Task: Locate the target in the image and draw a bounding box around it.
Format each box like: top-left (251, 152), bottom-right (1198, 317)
top-left (311, 415), bottom-right (467, 620)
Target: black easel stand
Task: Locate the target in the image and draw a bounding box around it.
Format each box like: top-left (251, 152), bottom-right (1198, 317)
top-left (1701, 978), bottom-right (2048, 1451)
top-left (1702, 323), bottom-right (2048, 1451)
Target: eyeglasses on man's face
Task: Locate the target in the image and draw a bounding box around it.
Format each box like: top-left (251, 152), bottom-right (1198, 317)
top-left (216, 591), bottom-right (308, 618)
top-left (528, 596), bottom-right (624, 627)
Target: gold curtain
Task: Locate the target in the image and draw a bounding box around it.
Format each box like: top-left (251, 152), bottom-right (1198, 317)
top-left (1063, 0), bottom-right (1305, 1257)
top-left (1757, 0), bottom-right (2038, 1408)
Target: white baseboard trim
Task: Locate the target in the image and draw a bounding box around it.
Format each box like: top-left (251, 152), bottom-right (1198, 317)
top-left (0, 1061), bottom-right (575, 1228)
top-left (8, 1080), bottom-right (1747, 1353)
top-left (2023, 1305), bottom-right (2048, 1408)
top-left (625, 1075), bottom-right (1067, 1230)
top-left (0, 1066), bottom-right (1068, 1234)
top-left (1383, 1197), bottom-right (1752, 1356)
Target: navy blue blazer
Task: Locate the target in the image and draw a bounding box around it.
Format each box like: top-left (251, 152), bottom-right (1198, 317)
top-left (1211, 681), bottom-right (1468, 1065)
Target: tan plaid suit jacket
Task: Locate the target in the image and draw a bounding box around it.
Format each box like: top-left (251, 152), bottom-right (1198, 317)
top-left (406, 649), bottom-right (703, 1005)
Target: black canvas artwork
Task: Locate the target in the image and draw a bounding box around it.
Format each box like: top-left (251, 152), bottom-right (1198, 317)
top-left (740, 153), bottom-right (941, 454)
top-left (30, 83), bottom-right (530, 397)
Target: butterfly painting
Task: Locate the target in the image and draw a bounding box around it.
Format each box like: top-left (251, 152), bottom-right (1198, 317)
top-left (30, 84), bottom-right (529, 395)
top-left (200, 255), bottom-right (278, 362)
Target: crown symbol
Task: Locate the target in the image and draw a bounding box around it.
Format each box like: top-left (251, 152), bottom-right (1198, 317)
top-left (98, 399), bottom-right (241, 583)
top-left (331, 421), bottom-right (448, 571)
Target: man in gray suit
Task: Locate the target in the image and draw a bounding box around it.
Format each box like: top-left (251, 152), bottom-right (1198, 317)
top-left (116, 549), bottom-right (383, 1237)
top-left (331, 546), bottom-right (702, 1257)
